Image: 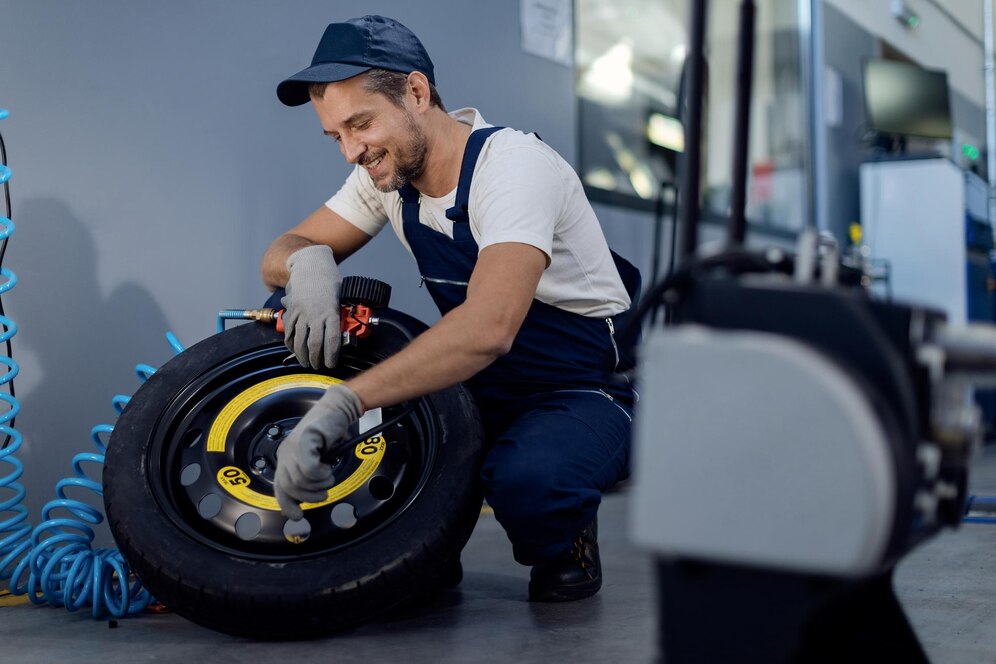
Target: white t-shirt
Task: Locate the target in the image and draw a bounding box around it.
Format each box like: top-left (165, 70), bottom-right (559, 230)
top-left (326, 108), bottom-right (631, 317)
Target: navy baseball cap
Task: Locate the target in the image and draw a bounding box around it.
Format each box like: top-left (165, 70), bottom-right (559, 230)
top-left (277, 15), bottom-right (435, 107)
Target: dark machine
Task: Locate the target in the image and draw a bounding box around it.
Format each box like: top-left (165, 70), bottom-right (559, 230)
top-left (630, 1), bottom-right (990, 661)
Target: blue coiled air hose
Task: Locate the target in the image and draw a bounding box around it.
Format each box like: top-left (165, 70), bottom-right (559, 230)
top-left (0, 107), bottom-right (181, 618)
top-left (0, 106), bottom-right (29, 590)
top-left (0, 106), bottom-right (31, 594)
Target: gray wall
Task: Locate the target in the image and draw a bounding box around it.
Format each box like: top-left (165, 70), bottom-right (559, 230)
top-left (0, 1), bottom-right (629, 526)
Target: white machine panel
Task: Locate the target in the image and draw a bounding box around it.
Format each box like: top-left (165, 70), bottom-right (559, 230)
top-left (860, 158), bottom-right (967, 325)
top-left (630, 326), bottom-right (897, 576)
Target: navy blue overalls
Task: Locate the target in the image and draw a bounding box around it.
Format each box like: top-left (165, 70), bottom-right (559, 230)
top-left (398, 127), bottom-right (642, 564)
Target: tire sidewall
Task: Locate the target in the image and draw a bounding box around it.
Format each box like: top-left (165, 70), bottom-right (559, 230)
top-left (104, 313), bottom-right (483, 636)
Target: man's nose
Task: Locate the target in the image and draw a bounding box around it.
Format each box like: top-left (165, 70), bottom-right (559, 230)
top-left (341, 137), bottom-right (366, 164)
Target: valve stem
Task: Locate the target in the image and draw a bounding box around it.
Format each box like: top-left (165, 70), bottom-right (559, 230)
top-left (217, 308), bottom-right (280, 333)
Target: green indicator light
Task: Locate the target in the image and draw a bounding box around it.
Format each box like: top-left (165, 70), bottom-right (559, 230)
top-left (908, 15), bottom-right (920, 28)
top-left (963, 144), bottom-right (980, 160)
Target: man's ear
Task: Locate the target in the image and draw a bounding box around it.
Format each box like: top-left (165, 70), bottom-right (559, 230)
top-left (405, 71), bottom-right (432, 112)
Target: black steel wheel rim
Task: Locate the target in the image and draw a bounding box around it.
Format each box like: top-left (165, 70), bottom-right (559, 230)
top-left (146, 340), bottom-right (439, 560)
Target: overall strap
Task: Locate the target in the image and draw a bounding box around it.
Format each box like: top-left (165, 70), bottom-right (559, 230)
top-left (445, 126), bottom-right (505, 223)
top-left (398, 183), bottom-right (421, 227)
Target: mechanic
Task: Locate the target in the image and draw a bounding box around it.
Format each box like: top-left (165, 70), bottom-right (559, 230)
top-left (261, 15), bottom-right (640, 602)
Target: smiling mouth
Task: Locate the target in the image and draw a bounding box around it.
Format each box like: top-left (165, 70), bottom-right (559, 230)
top-left (364, 154), bottom-right (385, 171)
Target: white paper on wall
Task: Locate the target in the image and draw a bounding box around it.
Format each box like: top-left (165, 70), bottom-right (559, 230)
top-left (520, 0), bottom-right (573, 67)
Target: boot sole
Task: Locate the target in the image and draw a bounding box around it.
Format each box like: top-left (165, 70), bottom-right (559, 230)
top-left (528, 580), bottom-right (602, 602)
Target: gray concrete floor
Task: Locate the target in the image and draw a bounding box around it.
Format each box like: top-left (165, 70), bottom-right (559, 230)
top-left (895, 443), bottom-right (996, 664)
top-left (3, 450), bottom-right (996, 663)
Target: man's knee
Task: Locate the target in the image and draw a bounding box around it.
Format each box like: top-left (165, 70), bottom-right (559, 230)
top-left (481, 450), bottom-right (600, 525)
top-left (481, 452), bottom-right (557, 512)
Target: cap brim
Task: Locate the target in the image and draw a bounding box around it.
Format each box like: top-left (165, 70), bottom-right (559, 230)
top-left (276, 62), bottom-right (372, 106)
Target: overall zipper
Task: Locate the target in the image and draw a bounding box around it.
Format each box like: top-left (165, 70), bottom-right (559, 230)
top-left (419, 275), bottom-right (470, 288)
top-left (606, 317), bottom-right (638, 401)
top-left (606, 318), bottom-right (620, 372)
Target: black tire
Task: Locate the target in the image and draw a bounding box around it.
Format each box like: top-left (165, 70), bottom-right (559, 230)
top-left (103, 308), bottom-right (484, 639)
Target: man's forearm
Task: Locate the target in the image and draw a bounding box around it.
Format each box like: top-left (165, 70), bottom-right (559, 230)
top-left (346, 300), bottom-right (512, 411)
top-left (261, 233), bottom-right (317, 291)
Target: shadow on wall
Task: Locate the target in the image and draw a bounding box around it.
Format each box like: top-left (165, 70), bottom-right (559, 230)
top-left (7, 198), bottom-right (173, 545)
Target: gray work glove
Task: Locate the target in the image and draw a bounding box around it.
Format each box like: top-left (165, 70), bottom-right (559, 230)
top-left (281, 244), bottom-right (342, 369)
top-left (274, 384), bottom-right (363, 520)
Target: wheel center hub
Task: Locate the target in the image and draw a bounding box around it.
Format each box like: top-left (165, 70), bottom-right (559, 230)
top-left (247, 417), bottom-right (297, 479)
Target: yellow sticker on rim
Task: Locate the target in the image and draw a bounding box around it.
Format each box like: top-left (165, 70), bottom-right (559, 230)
top-left (206, 374), bottom-right (341, 453)
top-left (204, 373), bottom-right (388, 512)
top-left (215, 436), bottom-right (387, 511)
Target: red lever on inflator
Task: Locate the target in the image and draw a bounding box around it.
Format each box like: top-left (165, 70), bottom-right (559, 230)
top-left (271, 306), bottom-right (373, 339)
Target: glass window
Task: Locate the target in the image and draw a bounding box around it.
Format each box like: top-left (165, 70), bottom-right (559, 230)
top-left (576, 0), bottom-right (807, 231)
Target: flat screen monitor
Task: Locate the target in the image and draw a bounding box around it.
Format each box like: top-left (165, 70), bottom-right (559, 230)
top-left (863, 59), bottom-right (953, 140)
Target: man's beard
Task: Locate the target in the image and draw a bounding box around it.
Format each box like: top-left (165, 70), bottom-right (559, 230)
top-left (370, 111), bottom-right (429, 193)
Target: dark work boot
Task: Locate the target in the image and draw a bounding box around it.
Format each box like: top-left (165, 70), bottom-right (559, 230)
top-left (528, 519), bottom-right (601, 602)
